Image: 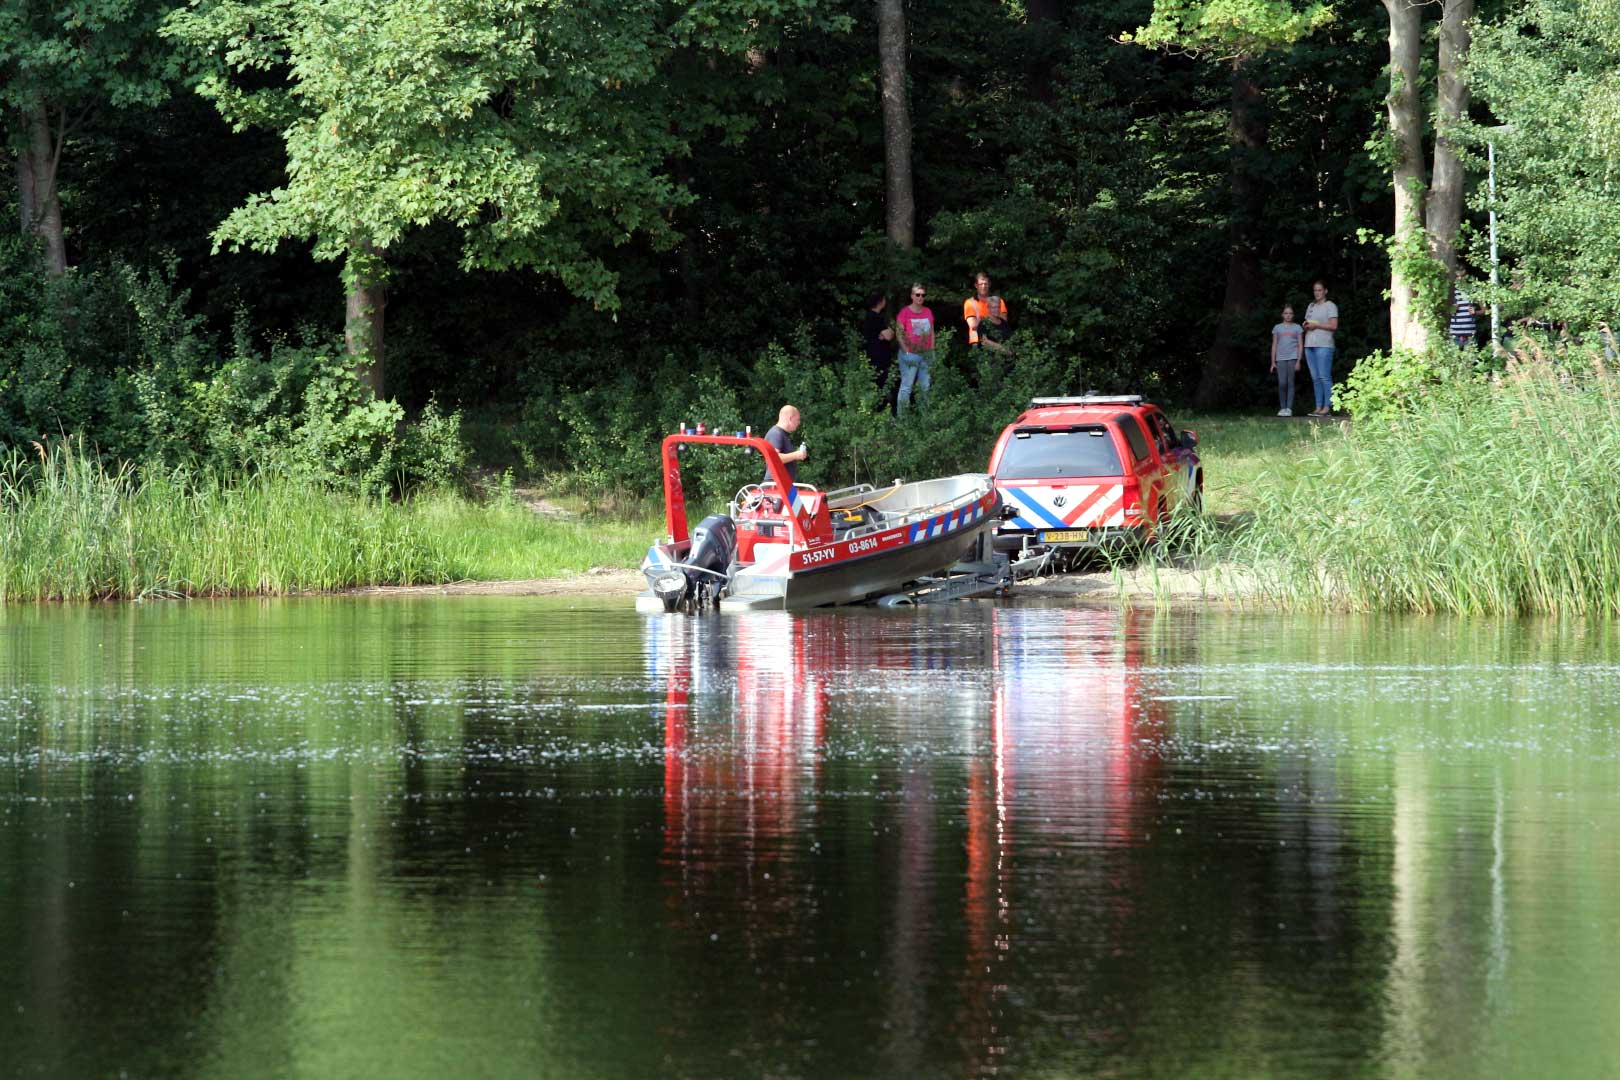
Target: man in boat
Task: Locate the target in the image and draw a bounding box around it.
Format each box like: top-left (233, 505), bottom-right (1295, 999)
top-left (763, 404), bottom-right (809, 484)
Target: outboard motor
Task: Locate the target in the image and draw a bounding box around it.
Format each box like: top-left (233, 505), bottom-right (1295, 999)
top-left (688, 514), bottom-right (738, 577)
top-left (651, 514), bottom-right (737, 612)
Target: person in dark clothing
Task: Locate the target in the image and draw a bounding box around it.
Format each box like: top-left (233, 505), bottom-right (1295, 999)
top-left (763, 404), bottom-right (808, 485)
top-left (977, 296), bottom-right (1011, 352)
top-left (861, 292), bottom-right (896, 393)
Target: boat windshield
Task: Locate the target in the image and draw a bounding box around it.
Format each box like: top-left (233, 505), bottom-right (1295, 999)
top-left (996, 427), bottom-right (1121, 479)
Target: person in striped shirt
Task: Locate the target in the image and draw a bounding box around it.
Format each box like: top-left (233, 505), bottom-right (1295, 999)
top-left (1450, 285), bottom-right (1477, 348)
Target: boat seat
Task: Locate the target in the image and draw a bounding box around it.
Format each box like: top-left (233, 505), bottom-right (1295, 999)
top-left (831, 505), bottom-right (881, 535)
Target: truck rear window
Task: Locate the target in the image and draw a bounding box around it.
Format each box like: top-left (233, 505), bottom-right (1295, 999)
top-left (996, 428), bottom-right (1123, 479)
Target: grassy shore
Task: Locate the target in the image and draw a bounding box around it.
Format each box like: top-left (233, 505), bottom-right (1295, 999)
top-left (0, 445), bottom-right (657, 601)
top-left (0, 415), bottom-right (1350, 605)
top-left (14, 367), bottom-right (1612, 615)
top-left (1184, 363), bottom-right (1620, 615)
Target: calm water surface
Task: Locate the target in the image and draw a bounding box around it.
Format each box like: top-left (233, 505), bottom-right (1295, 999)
top-left (3, 597), bottom-right (1619, 1078)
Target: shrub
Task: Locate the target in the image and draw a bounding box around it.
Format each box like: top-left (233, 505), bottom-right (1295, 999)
top-left (399, 400), bottom-right (469, 491)
top-left (0, 250), bottom-right (467, 495)
top-left (0, 242), bottom-right (157, 456)
top-left (554, 369), bottom-right (664, 499)
top-left (518, 325), bottom-right (1096, 506)
top-left (1337, 344), bottom-right (1481, 421)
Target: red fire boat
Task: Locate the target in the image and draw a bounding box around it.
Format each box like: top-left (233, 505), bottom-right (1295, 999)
top-left (636, 431), bottom-right (1005, 613)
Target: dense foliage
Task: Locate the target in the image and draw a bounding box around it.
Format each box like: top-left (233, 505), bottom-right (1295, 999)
top-left (0, 1), bottom-right (1383, 468)
top-left (1464, 0), bottom-right (1620, 334)
top-left (0, 238), bottom-right (462, 493)
top-left (0, 0), bottom-right (1611, 499)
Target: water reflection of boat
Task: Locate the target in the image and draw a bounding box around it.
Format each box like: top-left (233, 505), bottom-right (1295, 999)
top-left (652, 613), bottom-right (822, 840)
top-left (636, 432), bottom-right (1001, 612)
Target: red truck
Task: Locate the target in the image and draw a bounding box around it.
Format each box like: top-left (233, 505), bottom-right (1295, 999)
top-left (988, 395), bottom-right (1201, 560)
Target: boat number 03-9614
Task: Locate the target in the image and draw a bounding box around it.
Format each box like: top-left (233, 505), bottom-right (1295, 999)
top-left (801, 534), bottom-right (884, 566)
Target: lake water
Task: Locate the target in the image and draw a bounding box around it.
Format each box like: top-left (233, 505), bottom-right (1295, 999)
top-left (3, 597), bottom-right (1619, 1078)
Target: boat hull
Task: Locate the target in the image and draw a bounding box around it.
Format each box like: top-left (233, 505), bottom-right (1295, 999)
top-left (637, 475), bottom-right (1000, 613)
top-left (721, 516), bottom-right (993, 610)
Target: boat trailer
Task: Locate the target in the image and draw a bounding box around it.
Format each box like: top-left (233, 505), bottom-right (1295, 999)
top-left (865, 535), bottom-right (1056, 607)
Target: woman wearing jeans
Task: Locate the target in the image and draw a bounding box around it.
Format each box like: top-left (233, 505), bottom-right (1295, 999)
top-left (1302, 280), bottom-right (1339, 416)
top-left (895, 283), bottom-right (935, 414)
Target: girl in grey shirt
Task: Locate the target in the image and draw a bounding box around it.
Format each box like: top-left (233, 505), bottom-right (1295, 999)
top-left (1270, 306), bottom-right (1303, 417)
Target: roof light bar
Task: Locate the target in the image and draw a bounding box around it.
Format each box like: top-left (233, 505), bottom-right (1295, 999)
top-left (1029, 395), bottom-right (1144, 407)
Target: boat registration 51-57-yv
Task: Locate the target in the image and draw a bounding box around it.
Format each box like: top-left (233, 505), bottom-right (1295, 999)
top-left (636, 430), bottom-right (1003, 613)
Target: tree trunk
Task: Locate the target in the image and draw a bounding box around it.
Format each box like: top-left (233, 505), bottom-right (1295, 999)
top-left (344, 241), bottom-right (387, 398)
top-left (1383, 0), bottom-right (1427, 351)
top-left (24, 100), bottom-right (67, 277)
top-left (15, 152), bottom-right (35, 236)
top-left (1425, 0), bottom-right (1473, 279)
top-left (1194, 61), bottom-right (1268, 410)
top-left (876, 0), bottom-right (915, 250)
top-left (1025, 0), bottom-right (1062, 102)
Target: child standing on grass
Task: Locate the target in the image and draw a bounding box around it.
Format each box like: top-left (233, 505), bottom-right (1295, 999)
top-left (1270, 305), bottom-right (1303, 417)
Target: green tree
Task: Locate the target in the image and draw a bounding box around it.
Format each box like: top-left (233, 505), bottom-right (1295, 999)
top-left (1465, 0), bottom-right (1620, 336)
top-left (1127, 1), bottom-right (1333, 407)
top-left (1135, 1), bottom-right (1483, 361)
top-left (165, 0), bottom-right (828, 397)
top-left (1380, 0), bottom-right (1476, 352)
top-left (0, 0), bottom-right (175, 276)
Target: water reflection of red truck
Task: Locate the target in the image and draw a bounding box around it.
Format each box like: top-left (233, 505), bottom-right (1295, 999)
top-left (958, 607), bottom-right (1164, 1066)
top-left (645, 606), bottom-right (1165, 1068)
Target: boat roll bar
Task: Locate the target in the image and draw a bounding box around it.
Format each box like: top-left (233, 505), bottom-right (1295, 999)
top-left (660, 432), bottom-right (808, 547)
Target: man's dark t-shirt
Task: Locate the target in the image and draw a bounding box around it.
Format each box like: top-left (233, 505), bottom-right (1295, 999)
top-left (765, 424), bottom-right (798, 485)
top-left (862, 310), bottom-right (895, 375)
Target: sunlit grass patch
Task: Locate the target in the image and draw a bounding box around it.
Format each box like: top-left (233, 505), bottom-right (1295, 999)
top-left (404, 490), bottom-right (658, 581)
top-left (1173, 412), bottom-right (1348, 518)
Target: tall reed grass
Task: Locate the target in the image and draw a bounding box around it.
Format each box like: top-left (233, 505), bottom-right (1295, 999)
top-left (0, 441), bottom-right (653, 601)
top-left (1221, 359), bottom-right (1620, 614)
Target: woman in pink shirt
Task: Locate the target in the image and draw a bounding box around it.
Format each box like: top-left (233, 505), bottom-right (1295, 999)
top-left (895, 282), bottom-right (935, 414)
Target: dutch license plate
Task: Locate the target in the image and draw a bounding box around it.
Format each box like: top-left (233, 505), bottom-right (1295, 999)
top-left (1041, 528), bottom-right (1091, 543)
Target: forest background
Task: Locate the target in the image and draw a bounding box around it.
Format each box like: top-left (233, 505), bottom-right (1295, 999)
top-left (2, 0), bottom-right (1616, 507)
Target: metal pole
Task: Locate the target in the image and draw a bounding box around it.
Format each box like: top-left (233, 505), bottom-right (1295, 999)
top-left (1488, 139), bottom-right (1500, 346)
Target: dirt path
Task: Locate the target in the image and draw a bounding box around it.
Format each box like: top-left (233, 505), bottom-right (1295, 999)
top-left (346, 562), bottom-right (1259, 605)
top-left (1012, 560), bottom-right (1257, 604)
top-left (345, 567), bottom-right (644, 598)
